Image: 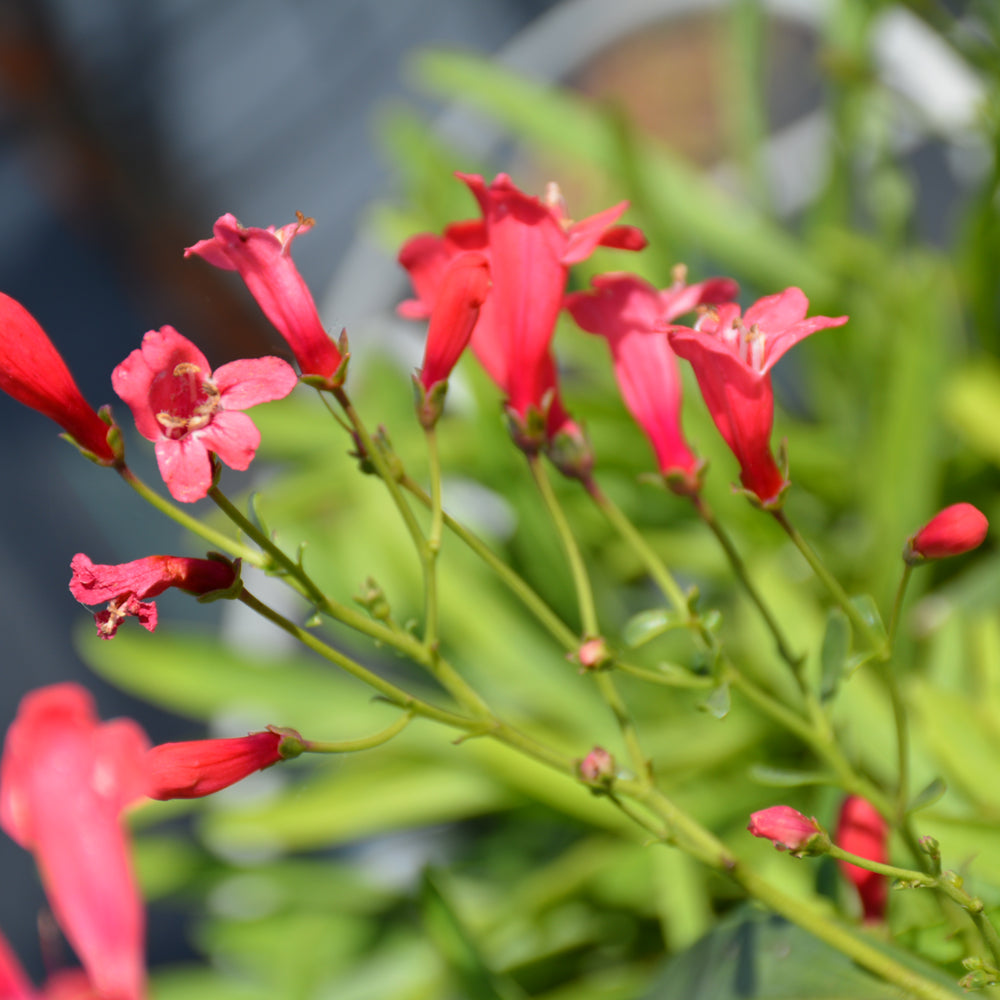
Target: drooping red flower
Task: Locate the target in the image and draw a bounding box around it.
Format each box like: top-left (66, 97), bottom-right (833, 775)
top-left (0, 684), bottom-right (149, 1000)
top-left (412, 250), bottom-right (491, 427)
top-left (748, 805), bottom-right (827, 855)
top-left (185, 213), bottom-right (344, 385)
top-left (836, 796), bottom-right (889, 922)
top-left (666, 288), bottom-right (847, 508)
top-left (565, 270), bottom-right (738, 493)
top-left (904, 503), bottom-right (988, 564)
top-left (145, 727), bottom-right (303, 800)
top-left (112, 325), bottom-right (297, 502)
top-left (0, 292), bottom-right (118, 465)
top-left (398, 174), bottom-right (646, 447)
top-left (70, 552), bottom-right (239, 639)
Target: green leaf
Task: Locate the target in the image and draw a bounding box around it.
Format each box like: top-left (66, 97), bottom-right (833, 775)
top-left (623, 608), bottom-right (688, 648)
top-left (420, 869), bottom-right (526, 1000)
top-left (908, 778), bottom-right (947, 815)
top-left (640, 904), bottom-right (943, 999)
top-left (850, 595), bottom-right (887, 644)
top-left (820, 608), bottom-right (851, 701)
top-left (749, 765), bottom-right (832, 788)
top-left (701, 683), bottom-right (731, 720)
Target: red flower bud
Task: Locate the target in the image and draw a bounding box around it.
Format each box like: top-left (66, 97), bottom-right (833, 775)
top-left (579, 746), bottom-right (615, 783)
top-left (836, 796), bottom-right (889, 922)
top-left (0, 292), bottom-right (117, 464)
top-left (145, 728), bottom-right (303, 800)
top-left (904, 503), bottom-right (988, 564)
top-left (748, 805), bottom-right (827, 855)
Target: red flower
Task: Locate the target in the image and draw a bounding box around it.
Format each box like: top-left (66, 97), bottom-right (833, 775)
top-left (0, 292), bottom-right (117, 465)
top-left (0, 931), bottom-right (100, 1000)
top-left (836, 796), bottom-right (889, 922)
top-left (0, 684), bottom-right (149, 1000)
top-left (112, 326), bottom-right (297, 502)
top-left (145, 727), bottom-right (303, 800)
top-left (666, 288), bottom-right (847, 508)
top-left (185, 213), bottom-right (344, 385)
top-left (412, 250), bottom-right (491, 427)
top-left (904, 503), bottom-right (988, 563)
top-left (747, 805), bottom-right (827, 855)
top-left (566, 270), bottom-right (737, 493)
top-left (399, 174), bottom-right (646, 445)
top-left (70, 553), bottom-right (239, 639)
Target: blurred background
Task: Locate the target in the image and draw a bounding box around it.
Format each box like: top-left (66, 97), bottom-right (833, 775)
top-left (1, 0), bottom-right (997, 995)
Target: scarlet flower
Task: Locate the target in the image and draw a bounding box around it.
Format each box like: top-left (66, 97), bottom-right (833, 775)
top-left (0, 684), bottom-right (149, 1000)
top-left (836, 796), bottom-right (889, 922)
top-left (747, 805), bottom-right (828, 856)
top-left (398, 174), bottom-right (646, 446)
top-left (904, 503), bottom-right (988, 564)
top-left (185, 213), bottom-right (344, 384)
top-left (145, 727), bottom-right (303, 800)
top-left (579, 746), bottom-right (615, 783)
top-left (70, 552), bottom-right (239, 639)
top-left (0, 292), bottom-right (117, 465)
top-left (666, 288), bottom-right (847, 508)
top-left (411, 250), bottom-right (491, 427)
top-left (565, 270), bottom-right (738, 493)
top-left (112, 325), bottom-right (297, 502)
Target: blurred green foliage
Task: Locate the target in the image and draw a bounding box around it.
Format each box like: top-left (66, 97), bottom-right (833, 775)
top-left (78, 3), bottom-right (1000, 997)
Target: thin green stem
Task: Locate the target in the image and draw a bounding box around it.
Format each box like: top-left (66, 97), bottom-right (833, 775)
top-left (332, 386), bottom-right (426, 555)
top-left (422, 425), bottom-right (444, 652)
top-left (119, 467), bottom-right (261, 564)
top-left (528, 454), bottom-right (597, 636)
top-left (692, 494), bottom-right (803, 672)
top-left (825, 843), bottom-right (934, 884)
top-left (304, 711), bottom-right (415, 753)
top-left (587, 481), bottom-right (688, 614)
top-left (614, 660), bottom-right (714, 689)
top-left (772, 510), bottom-right (887, 657)
top-left (885, 565), bottom-right (914, 818)
top-left (888, 564), bottom-right (913, 650)
top-left (401, 474), bottom-right (579, 650)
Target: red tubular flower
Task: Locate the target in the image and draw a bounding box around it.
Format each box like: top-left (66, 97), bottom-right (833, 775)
top-left (398, 174), bottom-right (646, 447)
top-left (70, 553), bottom-right (239, 639)
top-left (112, 325), bottom-right (297, 502)
top-left (565, 270), bottom-right (738, 494)
top-left (0, 684), bottom-right (149, 1000)
top-left (666, 288), bottom-right (847, 508)
top-left (412, 251), bottom-right (491, 427)
top-left (836, 796), bottom-right (889, 922)
top-left (185, 213), bottom-right (344, 384)
top-left (145, 727), bottom-right (303, 800)
top-left (747, 805), bottom-right (828, 855)
top-left (0, 292), bottom-right (117, 465)
top-left (904, 503), bottom-right (988, 564)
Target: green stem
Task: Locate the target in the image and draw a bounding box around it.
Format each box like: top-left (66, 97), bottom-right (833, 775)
top-left (528, 454), bottom-right (598, 636)
top-left (587, 481), bottom-right (688, 614)
top-left (238, 591), bottom-right (570, 775)
top-left (887, 565), bottom-right (913, 649)
top-left (885, 566), bottom-right (914, 819)
top-left (826, 843), bottom-right (934, 884)
top-left (772, 510), bottom-right (887, 657)
top-left (400, 474), bottom-right (579, 650)
top-left (333, 386), bottom-right (426, 555)
top-left (692, 494), bottom-right (803, 673)
top-left (614, 660), bottom-right (714, 689)
top-left (119, 467), bottom-right (261, 564)
top-left (422, 425), bottom-right (444, 653)
top-left (304, 712), bottom-right (415, 753)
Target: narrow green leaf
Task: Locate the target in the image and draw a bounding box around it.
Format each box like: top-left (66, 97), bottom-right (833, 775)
top-left (623, 608), bottom-right (687, 648)
top-left (908, 778), bottom-right (947, 815)
top-left (820, 608), bottom-right (851, 701)
top-left (701, 683), bottom-right (731, 720)
top-left (850, 594), bottom-right (888, 644)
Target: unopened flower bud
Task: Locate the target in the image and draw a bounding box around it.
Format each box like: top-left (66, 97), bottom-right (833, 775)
top-left (579, 746), bottom-right (615, 784)
top-left (570, 637), bottom-right (614, 672)
top-left (747, 805), bottom-right (829, 856)
top-left (145, 728), bottom-right (302, 800)
top-left (904, 503), bottom-right (988, 564)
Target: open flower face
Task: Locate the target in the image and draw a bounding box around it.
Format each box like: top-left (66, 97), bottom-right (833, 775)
top-left (112, 326), bottom-right (297, 502)
top-left (667, 288), bottom-right (847, 507)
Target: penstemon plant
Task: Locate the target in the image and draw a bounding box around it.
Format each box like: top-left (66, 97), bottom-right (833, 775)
top-left (0, 166), bottom-right (994, 1000)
